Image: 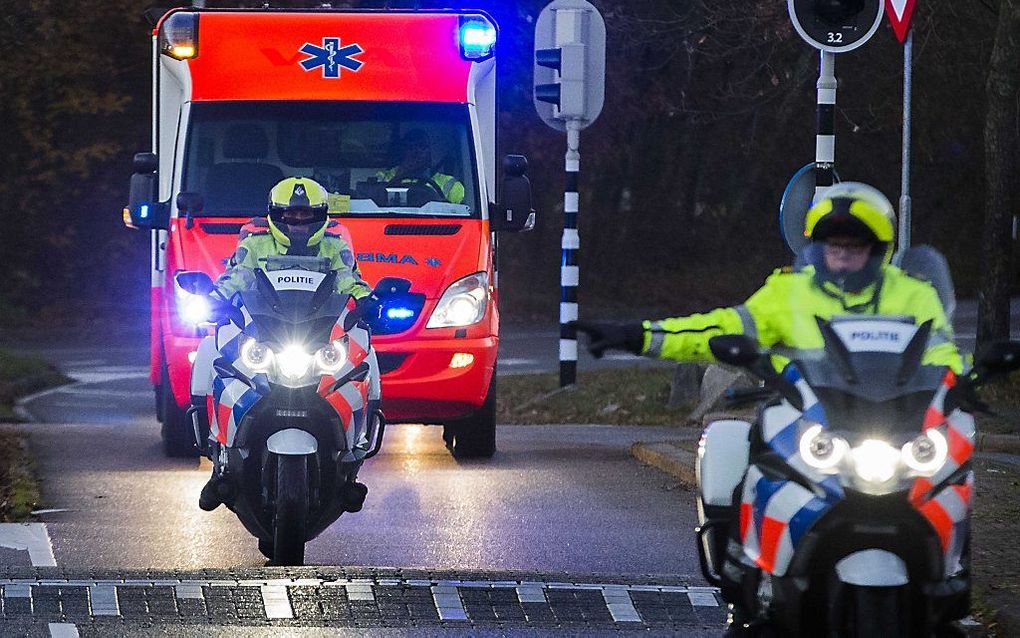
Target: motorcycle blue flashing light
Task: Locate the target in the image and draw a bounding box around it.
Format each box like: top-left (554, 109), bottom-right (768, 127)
top-left (386, 307), bottom-right (416, 321)
top-left (459, 18), bottom-right (497, 60)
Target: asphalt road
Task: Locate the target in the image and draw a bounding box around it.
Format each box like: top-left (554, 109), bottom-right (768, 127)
top-left (8, 327), bottom-right (702, 573)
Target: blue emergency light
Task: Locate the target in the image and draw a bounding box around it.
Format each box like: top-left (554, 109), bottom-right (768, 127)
top-left (459, 17), bottom-right (497, 60)
top-left (386, 307), bottom-right (416, 321)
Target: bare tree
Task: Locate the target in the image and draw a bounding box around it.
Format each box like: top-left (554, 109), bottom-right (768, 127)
top-left (977, 0), bottom-right (1020, 350)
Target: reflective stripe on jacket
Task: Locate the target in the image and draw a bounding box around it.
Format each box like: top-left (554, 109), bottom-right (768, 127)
top-left (641, 265), bottom-right (963, 373)
top-left (215, 233), bottom-right (371, 300)
top-left (376, 168), bottom-right (466, 205)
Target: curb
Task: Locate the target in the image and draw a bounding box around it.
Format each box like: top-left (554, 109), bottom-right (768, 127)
top-left (630, 441), bottom-right (697, 489)
top-left (976, 432), bottom-right (1020, 455)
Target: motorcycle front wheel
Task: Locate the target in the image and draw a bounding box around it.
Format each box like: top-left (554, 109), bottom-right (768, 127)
top-left (841, 585), bottom-right (907, 638)
top-left (272, 455), bottom-right (308, 566)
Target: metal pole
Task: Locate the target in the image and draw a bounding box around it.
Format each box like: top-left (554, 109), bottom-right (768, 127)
top-left (898, 30), bottom-right (913, 251)
top-left (815, 51), bottom-right (838, 201)
top-left (559, 120), bottom-right (582, 388)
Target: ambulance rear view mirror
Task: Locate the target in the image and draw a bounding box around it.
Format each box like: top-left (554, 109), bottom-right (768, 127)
top-left (176, 191), bottom-right (204, 230)
top-left (491, 154), bottom-right (536, 233)
top-left (124, 152), bottom-right (167, 230)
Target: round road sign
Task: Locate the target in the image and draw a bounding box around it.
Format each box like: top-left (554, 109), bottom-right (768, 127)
top-left (788, 0), bottom-right (884, 53)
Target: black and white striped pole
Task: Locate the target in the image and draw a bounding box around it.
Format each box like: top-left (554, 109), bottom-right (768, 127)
top-left (559, 121), bottom-right (582, 385)
top-left (534, 0), bottom-right (606, 388)
top-left (815, 51), bottom-right (838, 202)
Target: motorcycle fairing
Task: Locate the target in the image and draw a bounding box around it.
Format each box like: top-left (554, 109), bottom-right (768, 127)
top-left (909, 370), bottom-right (975, 577)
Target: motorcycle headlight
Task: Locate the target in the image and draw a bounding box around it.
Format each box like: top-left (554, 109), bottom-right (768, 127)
top-left (798, 424), bottom-right (849, 472)
top-left (277, 343), bottom-right (313, 379)
top-left (901, 429), bottom-right (949, 475)
top-left (315, 340), bottom-right (348, 374)
top-left (852, 439), bottom-right (901, 484)
top-left (180, 295), bottom-right (210, 325)
top-left (427, 272), bottom-right (489, 328)
top-left (240, 338), bottom-right (273, 373)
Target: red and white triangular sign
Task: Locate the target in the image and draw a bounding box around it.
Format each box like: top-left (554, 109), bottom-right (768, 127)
top-left (886, 0), bottom-right (918, 43)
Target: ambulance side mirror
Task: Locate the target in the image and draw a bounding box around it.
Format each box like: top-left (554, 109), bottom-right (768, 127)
top-left (124, 152), bottom-right (167, 230)
top-left (491, 154), bottom-right (536, 233)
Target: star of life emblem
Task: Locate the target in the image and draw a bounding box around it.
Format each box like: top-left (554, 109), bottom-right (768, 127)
top-left (299, 37), bottom-right (364, 79)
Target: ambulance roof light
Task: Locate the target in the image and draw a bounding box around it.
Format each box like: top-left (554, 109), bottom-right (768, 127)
top-left (160, 12), bottom-right (199, 60)
top-left (459, 16), bottom-right (496, 60)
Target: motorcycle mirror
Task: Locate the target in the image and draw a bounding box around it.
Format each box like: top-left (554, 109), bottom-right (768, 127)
top-left (709, 335), bottom-right (761, 368)
top-left (175, 271), bottom-right (215, 296)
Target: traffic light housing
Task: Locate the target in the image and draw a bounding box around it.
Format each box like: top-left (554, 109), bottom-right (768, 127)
top-left (533, 0), bottom-right (606, 132)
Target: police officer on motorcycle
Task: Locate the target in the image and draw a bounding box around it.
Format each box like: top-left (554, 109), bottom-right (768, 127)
top-left (574, 182), bottom-right (962, 374)
top-left (574, 183), bottom-right (964, 634)
top-left (198, 176), bottom-right (377, 512)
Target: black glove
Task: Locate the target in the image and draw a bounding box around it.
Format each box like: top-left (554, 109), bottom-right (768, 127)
top-left (570, 320), bottom-right (645, 359)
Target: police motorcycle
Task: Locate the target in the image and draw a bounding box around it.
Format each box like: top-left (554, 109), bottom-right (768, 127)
top-left (176, 255), bottom-right (385, 566)
top-left (695, 284), bottom-right (1020, 636)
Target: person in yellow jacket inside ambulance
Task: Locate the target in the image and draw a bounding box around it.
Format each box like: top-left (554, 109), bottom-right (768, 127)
top-left (573, 182), bottom-right (963, 374)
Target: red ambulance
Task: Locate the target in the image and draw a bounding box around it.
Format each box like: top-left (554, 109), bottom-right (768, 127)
top-left (124, 7), bottom-right (535, 459)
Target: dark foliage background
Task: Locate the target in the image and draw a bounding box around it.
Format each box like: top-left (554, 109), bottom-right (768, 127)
top-left (0, 0), bottom-right (1012, 328)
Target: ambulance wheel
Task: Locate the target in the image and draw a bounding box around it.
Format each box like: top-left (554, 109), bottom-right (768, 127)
top-left (449, 376), bottom-right (497, 459)
top-left (160, 364), bottom-right (199, 458)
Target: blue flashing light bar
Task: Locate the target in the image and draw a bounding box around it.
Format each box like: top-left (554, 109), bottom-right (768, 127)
top-left (386, 307), bottom-right (416, 321)
top-left (139, 204), bottom-right (150, 220)
top-left (459, 17), bottom-right (497, 60)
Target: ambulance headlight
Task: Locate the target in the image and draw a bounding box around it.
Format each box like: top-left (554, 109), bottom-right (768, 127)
top-left (901, 429), bottom-right (949, 475)
top-left (315, 340), bottom-right (348, 374)
top-left (798, 424), bottom-right (849, 472)
top-left (852, 439), bottom-right (901, 484)
top-left (460, 16), bottom-right (497, 60)
top-left (160, 12), bottom-right (199, 60)
top-left (240, 339), bottom-right (274, 373)
top-left (278, 344), bottom-right (313, 380)
top-left (427, 272), bottom-right (489, 328)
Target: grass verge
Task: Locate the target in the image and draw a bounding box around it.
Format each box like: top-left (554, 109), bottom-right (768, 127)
top-left (976, 374), bottom-right (1020, 435)
top-left (0, 349), bottom-right (69, 422)
top-left (497, 368), bottom-right (690, 426)
top-left (0, 348), bottom-right (68, 521)
top-left (0, 430), bottom-right (40, 521)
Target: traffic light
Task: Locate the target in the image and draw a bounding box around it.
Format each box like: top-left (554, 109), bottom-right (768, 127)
top-left (534, 43), bottom-right (587, 119)
top-left (533, 0), bottom-right (606, 132)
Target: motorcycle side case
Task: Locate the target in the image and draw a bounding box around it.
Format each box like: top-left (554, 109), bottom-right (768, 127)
top-left (695, 419), bottom-right (751, 590)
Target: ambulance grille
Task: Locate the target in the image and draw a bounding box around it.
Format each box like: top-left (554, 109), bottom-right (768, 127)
top-left (200, 223), bottom-right (245, 235)
top-left (384, 224), bottom-right (462, 236)
top-left (377, 353), bottom-right (410, 375)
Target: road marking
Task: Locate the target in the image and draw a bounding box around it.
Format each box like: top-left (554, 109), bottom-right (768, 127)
top-left (432, 584), bottom-right (467, 621)
top-left (175, 583), bottom-right (204, 599)
top-left (48, 623), bottom-right (79, 638)
top-left (345, 582), bottom-right (375, 601)
top-left (516, 584), bottom-right (546, 603)
top-left (0, 577), bottom-right (722, 624)
top-left (30, 509), bottom-right (70, 516)
top-left (261, 584), bottom-right (294, 619)
top-left (687, 591), bottom-right (719, 606)
top-left (89, 584), bottom-right (120, 616)
top-left (499, 358), bottom-right (540, 366)
top-left (0, 523), bottom-right (57, 566)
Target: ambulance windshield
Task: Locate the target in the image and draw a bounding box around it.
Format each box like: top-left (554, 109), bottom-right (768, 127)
top-left (183, 102), bottom-right (479, 218)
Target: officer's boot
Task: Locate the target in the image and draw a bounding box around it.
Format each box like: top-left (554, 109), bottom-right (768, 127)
top-left (198, 475), bottom-right (223, 512)
top-left (339, 479), bottom-right (369, 513)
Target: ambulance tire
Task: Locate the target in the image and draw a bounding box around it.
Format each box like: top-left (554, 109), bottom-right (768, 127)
top-left (160, 364), bottom-right (200, 458)
top-left (449, 376), bottom-right (497, 459)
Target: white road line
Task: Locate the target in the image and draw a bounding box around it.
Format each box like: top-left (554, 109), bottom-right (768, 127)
top-left (603, 586), bottom-right (641, 622)
top-left (432, 585), bottom-right (467, 621)
top-left (48, 623), bottom-right (79, 638)
top-left (89, 585), bottom-right (120, 616)
top-left (345, 582), bottom-right (375, 601)
top-left (4, 584), bottom-right (32, 598)
top-left (261, 584), bottom-right (294, 619)
top-left (687, 591), bottom-right (719, 607)
top-left (175, 583), bottom-right (205, 599)
top-left (498, 358), bottom-right (540, 366)
top-left (516, 585), bottom-right (546, 604)
top-left (0, 523), bottom-right (57, 566)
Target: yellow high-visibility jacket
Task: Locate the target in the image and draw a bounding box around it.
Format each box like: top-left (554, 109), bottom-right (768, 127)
top-left (642, 264), bottom-right (963, 373)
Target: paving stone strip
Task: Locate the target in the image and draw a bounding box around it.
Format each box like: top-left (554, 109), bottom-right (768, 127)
top-left (0, 574), bottom-right (725, 630)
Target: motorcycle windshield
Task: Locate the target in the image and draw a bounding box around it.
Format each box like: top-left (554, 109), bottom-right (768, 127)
top-left (239, 273), bottom-right (349, 350)
top-left (790, 316), bottom-right (949, 436)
